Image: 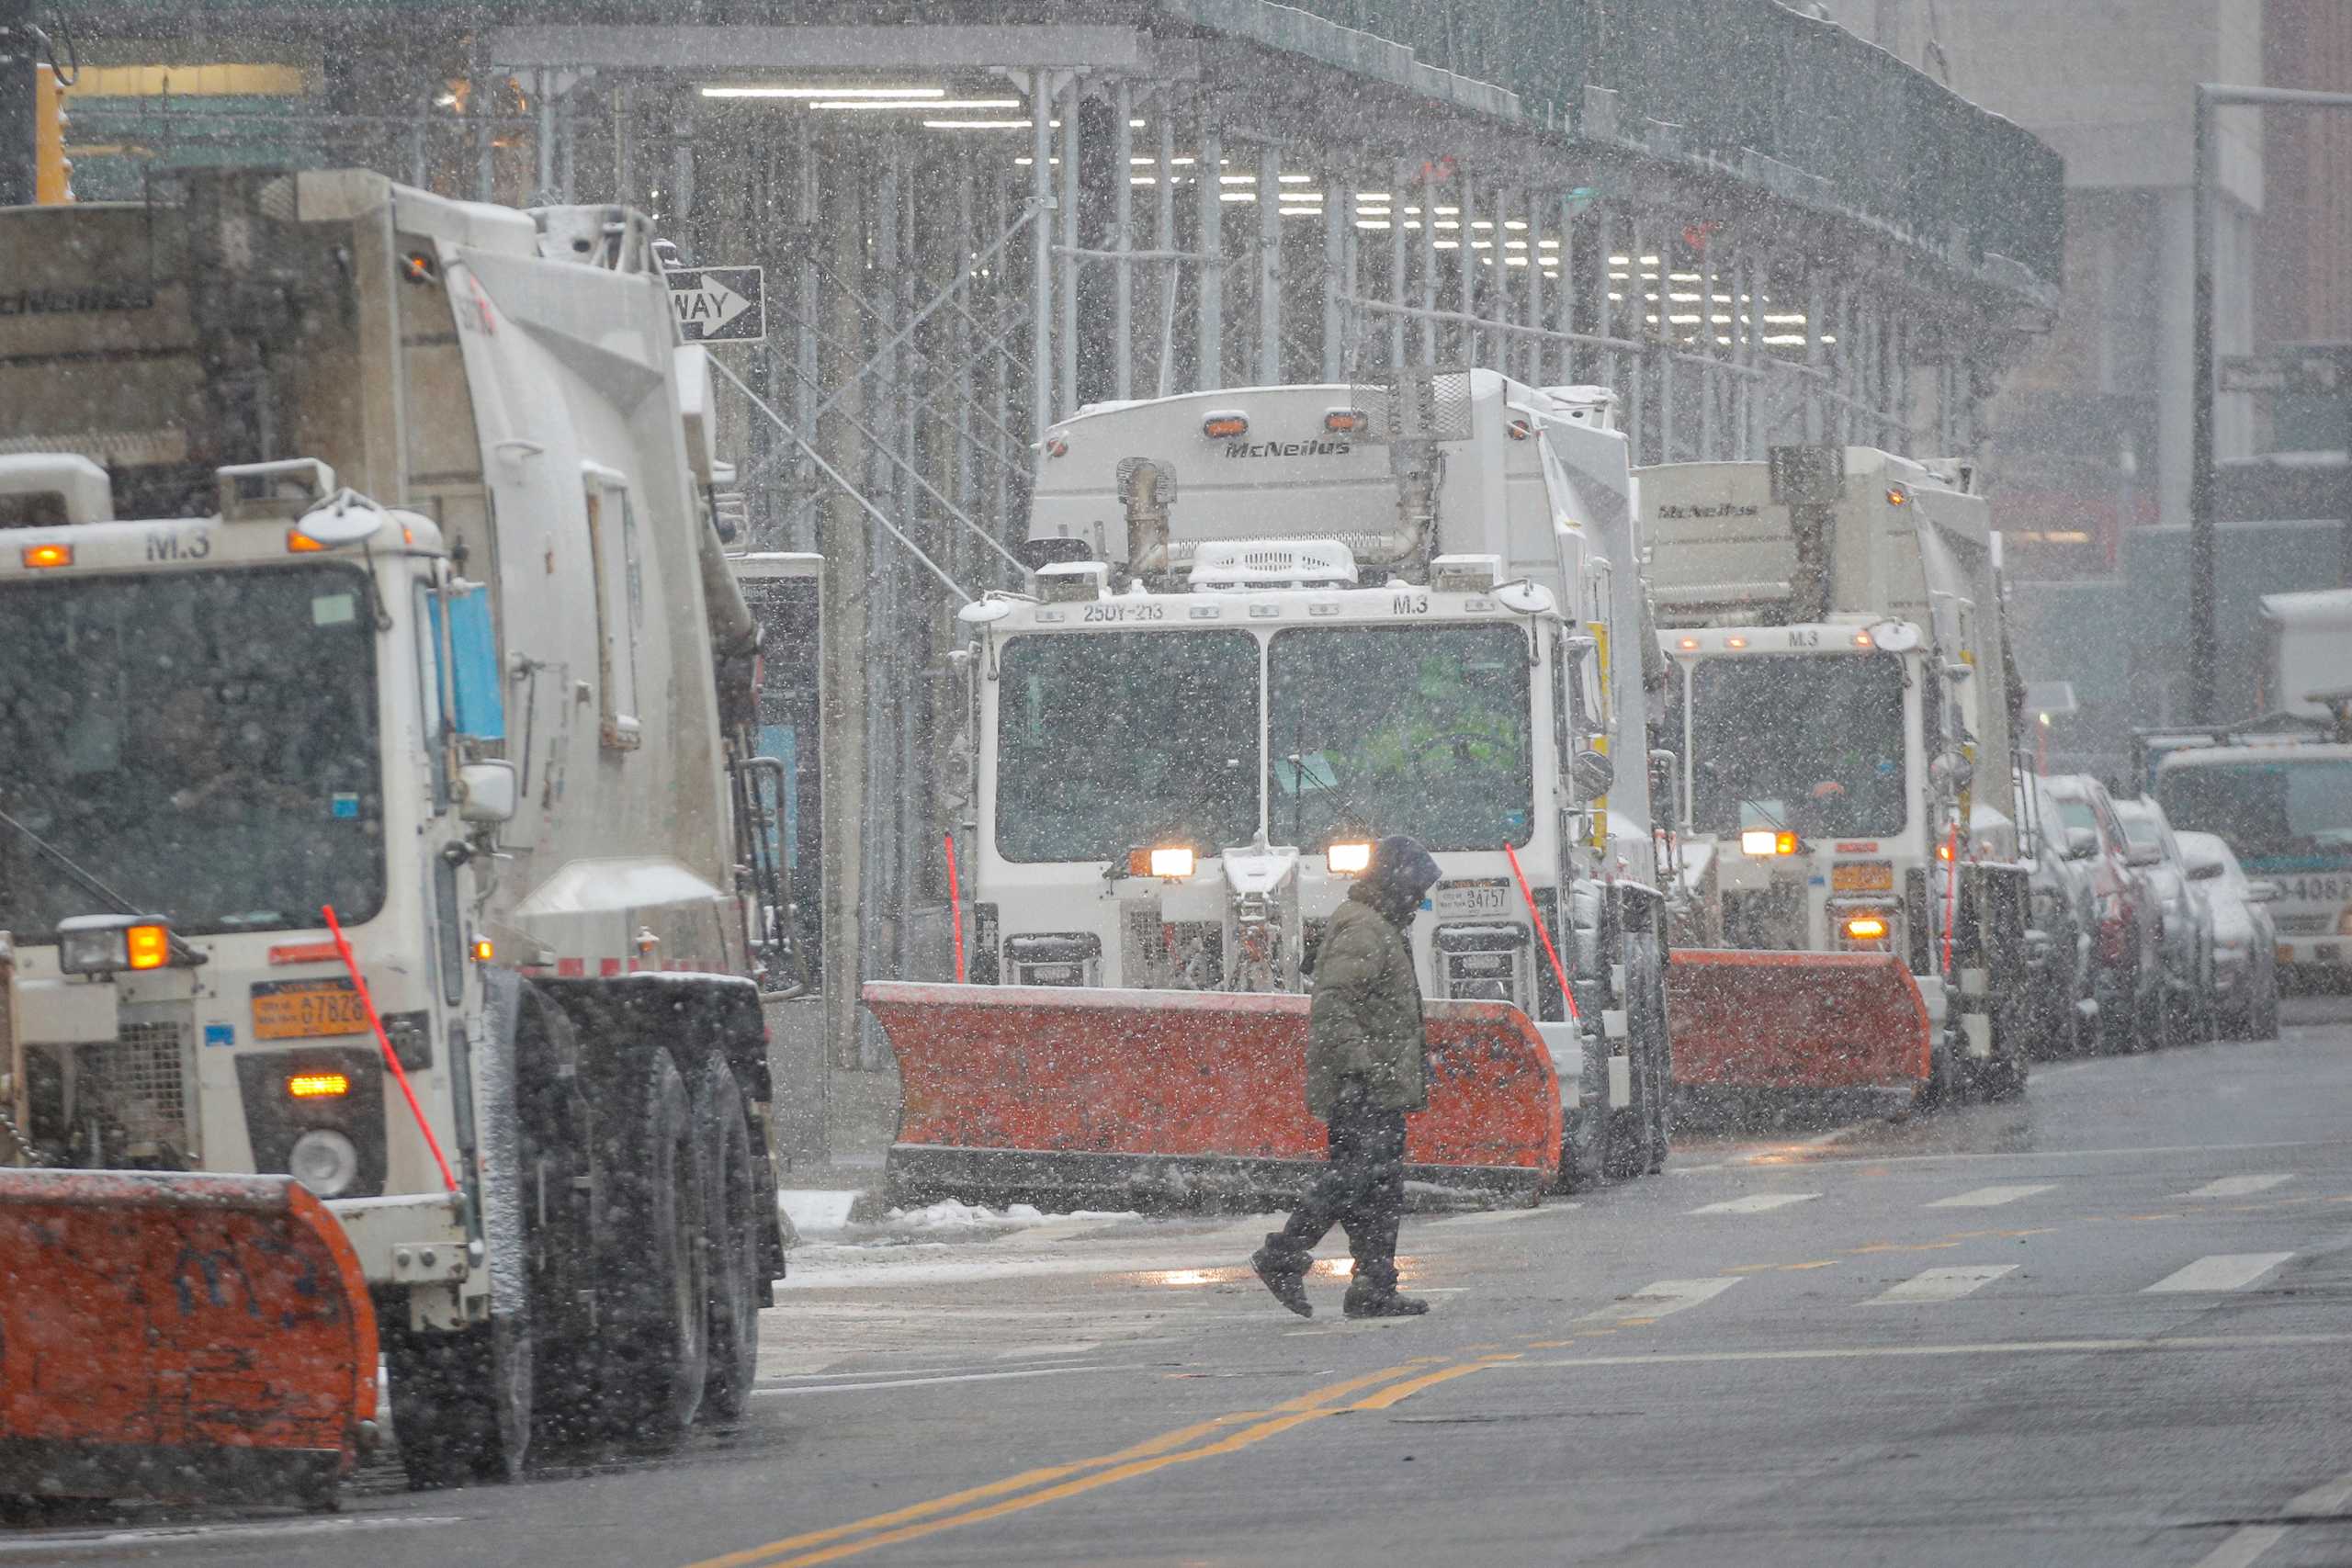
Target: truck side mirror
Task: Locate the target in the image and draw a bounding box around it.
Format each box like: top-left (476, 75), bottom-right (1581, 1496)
top-left (1572, 747), bottom-right (1615, 801)
top-left (1647, 749), bottom-right (1681, 829)
top-left (458, 760), bottom-right (518, 825)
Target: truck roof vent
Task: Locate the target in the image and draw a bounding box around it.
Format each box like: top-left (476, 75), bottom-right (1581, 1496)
top-left (1431, 554), bottom-right (1501, 592)
top-left (1189, 538), bottom-right (1357, 592)
top-left (1037, 560), bottom-right (1110, 603)
top-left (0, 454), bottom-right (113, 527)
top-left (218, 458), bottom-right (337, 523)
top-left (1534, 386), bottom-right (1621, 432)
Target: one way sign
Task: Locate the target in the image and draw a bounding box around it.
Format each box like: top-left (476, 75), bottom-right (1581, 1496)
top-left (665, 265), bottom-right (764, 344)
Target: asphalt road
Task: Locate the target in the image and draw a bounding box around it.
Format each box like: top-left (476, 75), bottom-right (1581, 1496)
top-left (11, 997), bottom-right (2352, 1568)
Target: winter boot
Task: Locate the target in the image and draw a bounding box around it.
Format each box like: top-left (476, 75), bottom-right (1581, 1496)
top-left (1342, 1277), bottom-right (1429, 1319)
top-left (1250, 1244), bottom-right (1314, 1318)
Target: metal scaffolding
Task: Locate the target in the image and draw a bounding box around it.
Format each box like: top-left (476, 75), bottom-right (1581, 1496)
top-left (52, 9), bottom-right (2052, 1081)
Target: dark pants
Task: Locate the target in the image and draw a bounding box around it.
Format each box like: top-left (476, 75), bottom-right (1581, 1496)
top-left (1266, 1079), bottom-right (1407, 1294)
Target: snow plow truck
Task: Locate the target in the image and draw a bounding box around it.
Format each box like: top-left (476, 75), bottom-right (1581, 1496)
top-left (1642, 446), bottom-right (2031, 1114)
top-left (0, 171), bottom-right (792, 1506)
top-left (866, 368), bottom-right (1673, 1209)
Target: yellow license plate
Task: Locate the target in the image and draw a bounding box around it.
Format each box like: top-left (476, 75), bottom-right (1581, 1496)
top-left (252, 982), bottom-right (368, 1041)
top-left (1832, 862), bottom-right (1895, 893)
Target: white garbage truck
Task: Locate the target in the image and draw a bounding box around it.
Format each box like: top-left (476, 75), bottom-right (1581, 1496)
top-left (863, 369), bottom-right (1673, 1206)
top-left (0, 170), bottom-right (792, 1503)
top-left (1641, 446), bottom-right (2032, 1110)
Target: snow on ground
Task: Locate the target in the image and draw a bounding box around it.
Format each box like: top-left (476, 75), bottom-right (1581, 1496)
top-left (777, 1190), bottom-right (1143, 1247)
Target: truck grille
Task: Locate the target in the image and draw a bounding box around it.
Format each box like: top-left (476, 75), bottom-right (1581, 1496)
top-left (76, 1021), bottom-right (193, 1161)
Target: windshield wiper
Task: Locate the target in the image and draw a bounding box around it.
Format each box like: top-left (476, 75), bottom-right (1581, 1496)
top-left (0, 802), bottom-right (207, 964)
top-left (0, 802), bottom-right (144, 918)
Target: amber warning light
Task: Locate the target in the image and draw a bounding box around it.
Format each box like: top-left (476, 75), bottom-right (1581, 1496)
top-left (288, 1072), bottom-right (352, 1100)
top-left (1130, 845), bottom-right (1197, 879)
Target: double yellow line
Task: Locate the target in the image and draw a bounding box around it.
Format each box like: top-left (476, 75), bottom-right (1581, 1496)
top-left (685, 1353), bottom-right (1518, 1568)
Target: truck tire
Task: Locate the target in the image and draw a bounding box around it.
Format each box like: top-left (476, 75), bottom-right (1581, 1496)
top-left (514, 991), bottom-right (604, 1449)
top-left (1557, 1036), bottom-right (1618, 1193)
top-left (695, 1057), bottom-right (762, 1419)
top-left (1629, 934), bottom-right (1671, 1175)
top-left (388, 1314), bottom-right (534, 1489)
top-left (597, 1047), bottom-right (708, 1443)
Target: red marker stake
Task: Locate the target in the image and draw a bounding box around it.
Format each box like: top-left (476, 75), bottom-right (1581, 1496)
top-left (944, 832), bottom-right (967, 985)
top-left (1502, 841), bottom-right (1581, 1025)
top-left (322, 904), bottom-right (458, 1195)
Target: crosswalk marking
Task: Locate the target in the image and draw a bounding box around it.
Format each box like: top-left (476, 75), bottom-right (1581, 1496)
top-left (1927, 1184), bottom-right (2053, 1209)
top-left (2144, 1253), bottom-right (2295, 1293)
top-left (2181, 1174), bottom-right (2293, 1199)
top-left (1864, 1264), bottom-right (2018, 1305)
top-left (1574, 1277), bottom-right (1743, 1325)
top-left (1688, 1192), bottom-right (1820, 1215)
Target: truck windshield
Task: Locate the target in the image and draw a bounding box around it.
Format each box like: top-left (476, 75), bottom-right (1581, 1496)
top-left (1687, 654), bottom-right (1907, 837)
top-left (0, 565), bottom-right (386, 938)
top-left (995, 629), bottom-right (1261, 863)
top-left (1268, 625), bottom-right (1532, 852)
top-left (2157, 757), bottom-right (2352, 867)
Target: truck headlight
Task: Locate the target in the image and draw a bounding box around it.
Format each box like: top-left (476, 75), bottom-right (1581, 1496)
top-left (57, 914), bottom-right (175, 976)
top-left (289, 1129), bottom-right (362, 1197)
top-left (1327, 841), bottom-right (1373, 875)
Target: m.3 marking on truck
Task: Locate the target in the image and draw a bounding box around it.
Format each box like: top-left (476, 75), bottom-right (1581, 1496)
top-left (144, 528), bottom-right (211, 562)
top-left (1393, 592), bottom-right (1430, 615)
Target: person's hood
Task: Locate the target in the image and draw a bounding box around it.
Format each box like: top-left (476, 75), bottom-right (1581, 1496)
top-left (1351, 835), bottom-right (1442, 926)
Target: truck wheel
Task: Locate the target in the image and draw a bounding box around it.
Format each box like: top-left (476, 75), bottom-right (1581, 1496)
top-left (389, 1314), bottom-right (534, 1489)
top-left (598, 1048), bottom-right (708, 1443)
top-left (1557, 1037), bottom-right (1617, 1192)
top-left (696, 1058), bottom-right (762, 1419)
top-left (1629, 935), bottom-right (1671, 1175)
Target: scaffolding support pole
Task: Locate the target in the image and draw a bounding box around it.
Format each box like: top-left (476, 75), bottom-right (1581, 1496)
top-left (1114, 79), bottom-right (1135, 401)
top-left (1197, 117), bottom-right (1223, 390)
top-left (1030, 69), bottom-right (1055, 436)
top-left (1259, 143), bottom-right (1282, 384)
top-left (1524, 188), bottom-right (1544, 387)
top-left (1057, 77), bottom-right (1080, 419)
top-left (1388, 160), bottom-right (1408, 369)
top-left (1322, 158), bottom-right (1346, 381)
top-left (1155, 108), bottom-right (1177, 396)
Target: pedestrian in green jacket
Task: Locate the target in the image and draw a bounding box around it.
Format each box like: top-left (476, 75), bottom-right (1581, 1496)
top-left (1252, 834), bottom-right (1443, 1318)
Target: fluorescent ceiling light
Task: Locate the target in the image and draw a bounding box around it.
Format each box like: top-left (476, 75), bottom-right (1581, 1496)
top-left (702, 85), bottom-right (944, 99)
top-left (925, 118), bottom-right (1032, 129)
top-left (817, 97), bottom-right (1022, 110)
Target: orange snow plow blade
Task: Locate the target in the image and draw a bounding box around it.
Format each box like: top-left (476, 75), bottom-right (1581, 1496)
top-left (865, 983), bottom-right (1562, 1209)
top-left (0, 1169), bottom-right (379, 1507)
top-left (1666, 949), bottom-right (1933, 1106)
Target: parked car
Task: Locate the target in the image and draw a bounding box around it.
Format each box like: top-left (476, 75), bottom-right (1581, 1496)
top-left (2112, 795), bottom-right (2218, 1046)
top-left (2177, 829), bottom-right (2282, 1039)
top-left (2044, 773), bottom-right (2165, 1051)
top-left (2019, 774), bottom-right (2099, 1056)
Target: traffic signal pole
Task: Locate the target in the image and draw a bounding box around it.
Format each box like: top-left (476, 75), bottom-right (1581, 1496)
top-left (0, 0), bottom-right (37, 209)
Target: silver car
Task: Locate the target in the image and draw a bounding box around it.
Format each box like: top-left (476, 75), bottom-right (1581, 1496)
top-left (2177, 829), bottom-right (2282, 1039)
top-left (2111, 795), bottom-right (2217, 1045)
